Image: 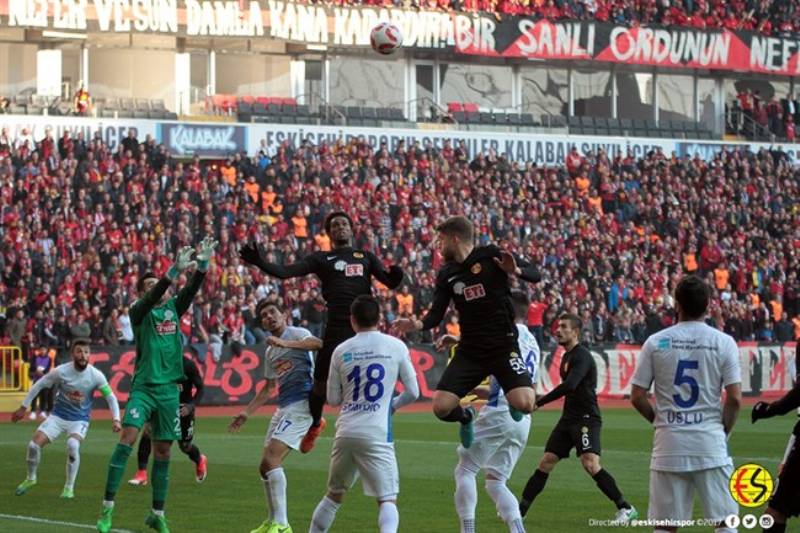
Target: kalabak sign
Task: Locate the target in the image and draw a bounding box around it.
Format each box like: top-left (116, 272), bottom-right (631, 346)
top-left (158, 123), bottom-right (246, 157)
top-left (89, 341), bottom-right (796, 407)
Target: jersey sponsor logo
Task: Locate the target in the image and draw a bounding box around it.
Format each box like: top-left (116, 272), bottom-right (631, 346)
top-left (463, 283), bottom-right (486, 301)
top-left (657, 337), bottom-right (671, 350)
top-left (65, 389), bottom-right (85, 403)
top-left (729, 463), bottom-right (773, 507)
top-left (345, 264), bottom-right (364, 277)
top-left (274, 359), bottom-right (294, 377)
top-left (453, 281), bottom-right (465, 295)
top-left (155, 319), bottom-right (178, 335)
top-left (353, 252), bottom-right (364, 258)
top-left (470, 263), bottom-right (482, 274)
top-left (343, 353), bottom-right (353, 363)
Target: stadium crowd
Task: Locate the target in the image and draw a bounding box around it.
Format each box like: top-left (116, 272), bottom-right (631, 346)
top-left (730, 90), bottom-right (800, 142)
top-left (303, 0), bottom-right (800, 38)
top-left (0, 125), bottom-right (798, 367)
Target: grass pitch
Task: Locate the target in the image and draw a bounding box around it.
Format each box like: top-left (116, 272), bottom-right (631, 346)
top-left (0, 408), bottom-right (795, 532)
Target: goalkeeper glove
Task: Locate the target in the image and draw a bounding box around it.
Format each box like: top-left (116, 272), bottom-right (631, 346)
top-left (196, 236), bottom-right (218, 272)
top-left (168, 246), bottom-right (196, 279)
top-left (752, 401), bottom-right (774, 424)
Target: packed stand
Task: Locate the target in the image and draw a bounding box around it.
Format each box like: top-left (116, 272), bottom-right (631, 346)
top-left (0, 126), bottom-right (798, 366)
top-left (301, 0), bottom-right (800, 38)
top-left (729, 90), bottom-right (800, 142)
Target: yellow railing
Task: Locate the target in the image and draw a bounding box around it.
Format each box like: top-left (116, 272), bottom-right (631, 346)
top-left (0, 346), bottom-right (25, 392)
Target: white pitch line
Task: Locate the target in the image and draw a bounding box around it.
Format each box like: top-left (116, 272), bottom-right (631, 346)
top-left (0, 513), bottom-right (135, 533)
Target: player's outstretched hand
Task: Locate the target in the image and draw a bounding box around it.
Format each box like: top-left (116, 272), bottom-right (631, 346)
top-left (434, 334), bottom-right (459, 352)
top-left (394, 318), bottom-right (420, 333)
top-left (175, 246), bottom-right (197, 272)
top-left (11, 406), bottom-right (26, 423)
top-left (111, 420), bottom-right (122, 433)
top-left (751, 401), bottom-right (774, 423)
top-left (197, 236), bottom-right (218, 263)
top-left (266, 336), bottom-right (288, 348)
top-left (239, 241), bottom-right (266, 268)
top-left (494, 249), bottom-right (518, 275)
top-left (228, 412), bottom-right (248, 433)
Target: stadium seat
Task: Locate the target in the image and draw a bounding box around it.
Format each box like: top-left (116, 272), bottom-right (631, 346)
top-left (479, 112), bottom-right (494, 124)
top-left (568, 116), bottom-right (580, 128)
top-left (251, 102), bottom-right (266, 116)
top-left (520, 113), bottom-right (535, 126)
top-left (447, 102), bottom-right (463, 113)
top-left (238, 102), bottom-right (252, 114)
top-left (580, 116), bottom-right (595, 127)
top-left (133, 111), bottom-right (148, 119)
top-left (345, 106), bottom-right (362, 120)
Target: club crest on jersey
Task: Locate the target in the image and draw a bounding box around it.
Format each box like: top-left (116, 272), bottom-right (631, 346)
top-left (353, 252), bottom-right (364, 258)
top-left (274, 359), bottom-right (294, 377)
top-left (463, 283), bottom-right (486, 301)
top-left (345, 264), bottom-right (364, 277)
top-left (471, 263), bottom-right (482, 274)
top-left (335, 260), bottom-right (347, 271)
top-left (453, 282), bottom-right (465, 295)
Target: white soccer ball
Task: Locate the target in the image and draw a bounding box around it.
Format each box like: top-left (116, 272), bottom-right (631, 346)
top-left (370, 22), bottom-right (403, 55)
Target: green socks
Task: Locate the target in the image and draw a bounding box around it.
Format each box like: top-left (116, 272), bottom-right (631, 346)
top-left (152, 458), bottom-right (170, 511)
top-left (104, 443), bottom-right (133, 501)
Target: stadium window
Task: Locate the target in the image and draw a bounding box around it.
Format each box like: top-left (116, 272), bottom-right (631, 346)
top-left (0, 42), bottom-right (37, 97)
top-left (439, 62), bottom-right (513, 111)
top-left (615, 71), bottom-right (652, 121)
top-left (520, 66), bottom-right (567, 120)
top-left (216, 53), bottom-right (291, 100)
top-left (329, 56), bottom-right (404, 109)
top-left (697, 78), bottom-right (717, 133)
top-left (572, 68), bottom-right (611, 118)
top-left (657, 74), bottom-right (694, 124)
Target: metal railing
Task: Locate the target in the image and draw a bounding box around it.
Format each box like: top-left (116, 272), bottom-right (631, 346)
top-left (0, 346), bottom-right (24, 392)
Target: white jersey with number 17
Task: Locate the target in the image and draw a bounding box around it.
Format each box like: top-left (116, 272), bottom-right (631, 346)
top-left (327, 331), bottom-right (418, 443)
top-left (632, 321), bottom-right (741, 472)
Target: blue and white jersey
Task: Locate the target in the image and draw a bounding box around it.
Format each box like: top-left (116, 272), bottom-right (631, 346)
top-left (264, 326), bottom-right (315, 408)
top-left (485, 324), bottom-right (540, 413)
top-left (23, 363), bottom-right (110, 422)
top-left (328, 331), bottom-right (417, 443)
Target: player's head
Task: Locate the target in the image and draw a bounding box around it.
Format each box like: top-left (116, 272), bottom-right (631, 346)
top-left (350, 295), bottom-right (380, 332)
top-left (256, 299), bottom-right (286, 334)
top-left (511, 290), bottom-right (529, 323)
top-left (71, 338), bottom-right (90, 370)
top-left (556, 313), bottom-right (582, 347)
top-left (325, 211), bottom-right (353, 246)
top-left (138, 272), bottom-right (169, 303)
top-left (674, 275), bottom-right (710, 321)
top-left (435, 216), bottom-right (474, 262)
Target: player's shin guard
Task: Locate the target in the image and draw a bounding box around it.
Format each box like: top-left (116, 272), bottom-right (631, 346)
top-left (26, 441), bottom-right (41, 481)
top-left (591, 469), bottom-right (630, 510)
top-left (309, 496), bottom-right (340, 533)
top-left (378, 501), bottom-right (399, 533)
top-left (138, 434), bottom-right (152, 470)
top-left (485, 479), bottom-right (525, 533)
top-left (151, 458), bottom-right (170, 511)
top-left (519, 469), bottom-right (549, 517)
top-left (104, 443), bottom-right (133, 501)
top-left (454, 464), bottom-right (477, 533)
top-left (309, 390), bottom-right (326, 426)
top-left (264, 467), bottom-right (288, 526)
top-left (65, 437), bottom-right (81, 490)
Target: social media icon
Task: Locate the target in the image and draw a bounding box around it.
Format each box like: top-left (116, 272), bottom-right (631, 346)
top-left (724, 514), bottom-right (741, 528)
top-left (742, 514), bottom-right (758, 529)
top-left (760, 515), bottom-right (775, 528)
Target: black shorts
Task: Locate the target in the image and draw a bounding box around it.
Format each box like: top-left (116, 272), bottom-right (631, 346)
top-left (770, 439), bottom-right (800, 518)
top-left (436, 346), bottom-right (532, 399)
top-left (179, 412), bottom-right (195, 446)
top-left (545, 417), bottom-right (602, 459)
top-left (314, 324), bottom-right (355, 382)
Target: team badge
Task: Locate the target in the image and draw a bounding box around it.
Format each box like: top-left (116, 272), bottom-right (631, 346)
top-left (353, 252), bottom-right (364, 258)
top-left (165, 310), bottom-right (174, 320)
top-left (335, 260), bottom-right (347, 271)
top-left (471, 263), bottom-right (482, 274)
top-left (729, 463), bottom-right (773, 507)
top-left (581, 426), bottom-right (589, 433)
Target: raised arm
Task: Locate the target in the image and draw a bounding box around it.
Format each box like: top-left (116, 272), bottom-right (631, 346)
top-left (175, 237), bottom-right (218, 316)
top-left (239, 241), bottom-right (313, 279)
top-left (267, 334), bottom-right (323, 351)
top-left (131, 245), bottom-right (198, 325)
top-left (493, 248), bottom-right (541, 284)
top-left (536, 350), bottom-right (592, 408)
top-left (394, 276), bottom-right (451, 333)
top-left (368, 253), bottom-right (404, 289)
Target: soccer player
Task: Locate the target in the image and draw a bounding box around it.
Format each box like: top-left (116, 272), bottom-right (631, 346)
top-left (519, 313), bottom-right (637, 524)
top-left (96, 237), bottom-right (217, 533)
top-left (228, 299), bottom-right (322, 533)
top-left (239, 212), bottom-right (403, 452)
top-left (394, 216), bottom-right (538, 447)
top-left (309, 295), bottom-right (419, 533)
top-left (11, 338), bottom-right (121, 498)
top-left (630, 276), bottom-right (741, 533)
top-left (440, 290), bottom-right (539, 533)
top-left (128, 351), bottom-right (208, 487)
top-left (751, 341), bottom-right (800, 533)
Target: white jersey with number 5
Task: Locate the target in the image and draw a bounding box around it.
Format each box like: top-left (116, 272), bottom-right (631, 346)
top-left (328, 331), bottom-right (418, 442)
top-left (484, 324), bottom-right (540, 412)
top-left (632, 321), bottom-right (741, 472)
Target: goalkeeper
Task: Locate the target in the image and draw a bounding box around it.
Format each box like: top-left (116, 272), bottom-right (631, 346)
top-left (97, 237), bottom-right (217, 533)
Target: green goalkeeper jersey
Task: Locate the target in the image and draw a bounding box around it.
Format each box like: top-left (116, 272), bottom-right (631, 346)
top-left (130, 270), bottom-right (206, 387)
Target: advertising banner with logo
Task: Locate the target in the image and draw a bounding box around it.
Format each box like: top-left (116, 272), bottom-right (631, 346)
top-left (158, 122), bottom-right (247, 157)
top-left (89, 341), bottom-right (796, 407)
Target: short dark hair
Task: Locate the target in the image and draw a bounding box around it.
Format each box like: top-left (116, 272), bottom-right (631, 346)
top-left (256, 299), bottom-right (282, 318)
top-left (675, 275), bottom-right (710, 320)
top-left (350, 295), bottom-right (380, 328)
top-left (559, 313), bottom-right (582, 332)
top-left (137, 272), bottom-right (157, 292)
top-left (72, 338), bottom-right (90, 349)
top-left (436, 216), bottom-right (474, 242)
top-left (510, 290), bottom-right (529, 320)
top-left (324, 211), bottom-right (354, 234)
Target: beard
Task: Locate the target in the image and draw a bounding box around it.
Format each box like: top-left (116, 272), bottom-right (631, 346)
top-left (74, 360), bottom-right (88, 371)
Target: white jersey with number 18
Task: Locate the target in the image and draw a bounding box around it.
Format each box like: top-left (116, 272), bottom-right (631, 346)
top-left (632, 321), bottom-right (741, 472)
top-left (327, 331), bottom-right (418, 443)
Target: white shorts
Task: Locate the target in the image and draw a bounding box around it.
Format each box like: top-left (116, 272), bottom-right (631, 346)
top-left (648, 465), bottom-right (738, 522)
top-left (328, 437), bottom-right (399, 500)
top-left (37, 415), bottom-right (89, 443)
top-left (265, 400), bottom-right (313, 450)
top-left (457, 409), bottom-right (531, 481)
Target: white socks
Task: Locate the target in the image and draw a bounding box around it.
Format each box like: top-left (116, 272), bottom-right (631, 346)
top-left (263, 468), bottom-right (288, 525)
top-left (454, 464), bottom-right (478, 533)
top-left (309, 496), bottom-right (340, 533)
top-left (378, 501), bottom-right (399, 533)
top-left (485, 479), bottom-right (526, 533)
top-left (65, 437), bottom-right (81, 490)
top-left (26, 441), bottom-right (41, 481)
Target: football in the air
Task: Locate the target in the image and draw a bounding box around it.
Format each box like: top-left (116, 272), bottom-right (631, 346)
top-left (370, 22), bottom-right (403, 55)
